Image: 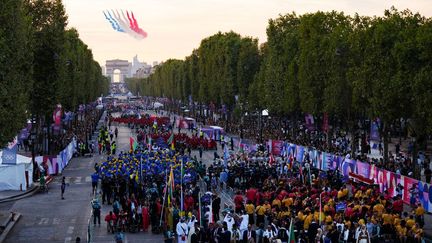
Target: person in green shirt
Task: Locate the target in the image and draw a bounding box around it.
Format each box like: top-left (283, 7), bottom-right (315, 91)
top-left (39, 171), bottom-right (47, 192)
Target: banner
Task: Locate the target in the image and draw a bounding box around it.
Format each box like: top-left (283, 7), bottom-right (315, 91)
top-left (272, 139), bottom-right (432, 212)
top-left (310, 149), bottom-right (320, 169)
top-left (355, 161), bottom-right (371, 179)
top-left (2, 136), bottom-right (18, 165)
top-left (305, 114), bottom-right (315, 130)
top-left (417, 181), bottom-right (431, 211)
top-left (322, 112), bottom-right (329, 133)
top-left (340, 158), bottom-right (357, 178)
top-left (287, 143), bottom-right (296, 157)
top-left (271, 140), bottom-right (284, 156)
top-left (53, 104), bottom-right (62, 126)
top-left (402, 176), bottom-right (418, 203)
top-left (295, 145), bottom-right (304, 162)
top-left (370, 118), bottom-right (380, 141)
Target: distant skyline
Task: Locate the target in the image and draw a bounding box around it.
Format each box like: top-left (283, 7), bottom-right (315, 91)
top-left (63, 0), bottom-right (432, 66)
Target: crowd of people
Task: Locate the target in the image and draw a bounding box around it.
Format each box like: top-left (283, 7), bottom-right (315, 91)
top-left (209, 111), bottom-right (431, 183)
top-left (88, 103), bottom-right (430, 243)
top-left (221, 155), bottom-right (427, 243)
top-left (90, 111), bottom-right (208, 242)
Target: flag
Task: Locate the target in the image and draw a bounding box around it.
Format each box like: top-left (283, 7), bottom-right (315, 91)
top-left (130, 137), bottom-right (134, 150)
top-left (269, 153), bottom-right (275, 165)
top-left (288, 155), bottom-right (294, 170)
top-left (148, 136), bottom-right (152, 150)
top-left (167, 167), bottom-right (174, 206)
top-left (180, 157), bottom-right (185, 212)
top-left (2, 137), bottom-right (17, 165)
top-left (281, 143), bottom-right (287, 158)
top-left (238, 139), bottom-right (243, 153)
top-left (299, 162), bottom-right (304, 183)
top-left (305, 113), bottom-right (314, 130)
top-left (130, 137), bottom-right (138, 151)
top-left (223, 145), bottom-right (229, 167)
top-left (168, 133), bottom-right (175, 150)
top-left (133, 140), bottom-right (138, 151)
top-left (167, 132), bottom-right (174, 145)
top-left (288, 218), bottom-right (296, 243)
top-left (322, 112), bottom-right (329, 133)
top-left (170, 166), bottom-right (175, 190)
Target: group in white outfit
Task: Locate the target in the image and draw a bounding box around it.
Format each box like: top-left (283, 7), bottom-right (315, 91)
top-left (176, 218), bottom-right (188, 243)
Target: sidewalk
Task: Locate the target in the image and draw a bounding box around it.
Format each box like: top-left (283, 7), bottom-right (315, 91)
top-left (0, 187), bottom-right (37, 202)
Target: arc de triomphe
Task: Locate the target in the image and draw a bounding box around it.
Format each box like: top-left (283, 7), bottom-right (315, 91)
top-left (105, 59), bottom-right (131, 83)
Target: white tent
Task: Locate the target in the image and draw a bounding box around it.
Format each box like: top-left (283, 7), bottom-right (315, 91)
top-left (0, 152), bottom-right (33, 191)
top-left (153, 102), bottom-right (164, 108)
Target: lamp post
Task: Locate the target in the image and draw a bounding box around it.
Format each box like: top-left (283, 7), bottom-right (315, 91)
top-left (258, 109), bottom-right (263, 143)
top-left (30, 130), bottom-right (37, 181)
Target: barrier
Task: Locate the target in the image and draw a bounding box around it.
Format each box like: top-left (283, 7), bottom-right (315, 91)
top-left (35, 138), bottom-right (77, 175)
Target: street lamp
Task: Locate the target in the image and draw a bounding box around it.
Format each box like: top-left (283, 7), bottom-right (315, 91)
top-left (30, 130), bottom-right (37, 181)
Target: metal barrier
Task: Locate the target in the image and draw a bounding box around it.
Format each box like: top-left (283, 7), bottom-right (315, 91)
top-left (87, 214), bottom-right (93, 243)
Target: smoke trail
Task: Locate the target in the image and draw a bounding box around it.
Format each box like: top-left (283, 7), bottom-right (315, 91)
top-left (131, 11), bottom-right (148, 38)
top-left (103, 11), bottom-right (117, 31)
top-left (107, 10), bottom-right (124, 32)
top-left (126, 10), bottom-right (135, 30)
top-left (116, 10), bottom-right (142, 39)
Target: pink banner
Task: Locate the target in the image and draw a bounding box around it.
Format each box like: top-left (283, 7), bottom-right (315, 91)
top-left (273, 140), bottom-right (432, 212)
top-left (355, 161), bottom-right (371, 178)
top-left (271, 140), bottom-right (284, 156)
top-left (403, 176), bottom-right (418, 203)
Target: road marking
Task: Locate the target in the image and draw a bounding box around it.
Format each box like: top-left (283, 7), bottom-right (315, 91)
top-left (85, 176), bottom-right (91, 182)
top-left (38, 217), bottom-right (49, 225)
top-left (53, 218), bottom-right (60, 225)
top-left (65, 177), bottom-right (70, 184)
top-left (24, 221), bottom-right (35, 226)
top-left (67, 226), bottom-right (74, 234)
top-left (70, 218), bottom-right (76, 224)
top-left (74, 177), bottom-right (82, 183)
top-left (64, 237), bottom-right (71, 243)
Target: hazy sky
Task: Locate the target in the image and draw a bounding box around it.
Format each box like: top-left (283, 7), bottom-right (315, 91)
top-left (63, 0), bottom-right (432, 66)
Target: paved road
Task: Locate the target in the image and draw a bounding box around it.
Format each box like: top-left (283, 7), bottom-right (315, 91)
top-left (0, 110), bottom-right (234, 243)
top-left (90, 124), bottom-right (165, 243)
top-left (0, 114), bottom-right (110, 243)
top-left (1, 153), bottom-right (98, 242)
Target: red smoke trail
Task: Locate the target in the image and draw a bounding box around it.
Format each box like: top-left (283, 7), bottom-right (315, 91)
top-left (131, 11), bottom-right (148, 38)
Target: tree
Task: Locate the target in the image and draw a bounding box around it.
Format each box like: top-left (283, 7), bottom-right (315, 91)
top-left (0, 0), bottom-right (33, 147)
top-left (25, 0), bottom-right (68, 120)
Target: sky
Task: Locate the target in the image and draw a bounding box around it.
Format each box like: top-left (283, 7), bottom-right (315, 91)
top-left (63, 0), bottom-right (432, 67)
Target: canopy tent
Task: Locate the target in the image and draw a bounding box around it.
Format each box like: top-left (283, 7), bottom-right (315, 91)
top-left (209, 126), bottom-right (225, 141)
top-left (176, 117), bottom-right (196, 129)
top-left (200, 127), bottom-right (214, 139)
top-left (0, 152), bottom-right (33, 191)
top-left (153, 102), bottom-right (164, 108)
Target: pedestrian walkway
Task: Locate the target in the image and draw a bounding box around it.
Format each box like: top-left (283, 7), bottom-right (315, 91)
top-left (50, 176), bottom-right (92, 185)
top-left (0, 187), bottom-right (37, 201)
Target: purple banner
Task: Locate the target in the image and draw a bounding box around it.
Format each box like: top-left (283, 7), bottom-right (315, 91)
top-left (370, 119), bottom-right (380, 141)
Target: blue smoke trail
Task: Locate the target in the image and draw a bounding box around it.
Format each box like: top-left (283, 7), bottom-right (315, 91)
top-left (103, 11), bottom-right (117, 31)
top-left (107, 10), bottom-right (124, 32)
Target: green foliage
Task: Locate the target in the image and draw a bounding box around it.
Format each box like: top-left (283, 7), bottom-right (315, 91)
top-left (0, 0), bottom-right (33, 146)
top-left (0, 0), bottom-right (108, 147)
top-left (126, 8), bottom-right (432, 136)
